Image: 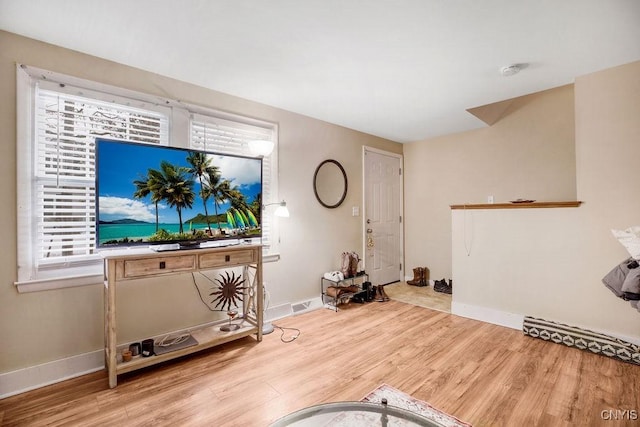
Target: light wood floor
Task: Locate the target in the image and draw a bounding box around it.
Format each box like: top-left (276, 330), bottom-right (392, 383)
top-left (2, 300), bottom-right (639, 426)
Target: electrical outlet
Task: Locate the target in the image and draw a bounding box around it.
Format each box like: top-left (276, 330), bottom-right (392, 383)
top-left (488, 195), bottom-right (494, 204)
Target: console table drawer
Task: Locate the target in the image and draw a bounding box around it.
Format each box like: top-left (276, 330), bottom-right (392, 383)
top-left (199, 249), bottom-right (255, 269)
top-left (123, 255), bottom-right (196, 278)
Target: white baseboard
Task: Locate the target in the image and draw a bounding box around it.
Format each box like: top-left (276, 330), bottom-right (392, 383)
top-left (451, 301), bottom-right (640, 347)
top-left (451, 301), bottom-right (524, 330)
top-left (0, 350), bottom-right (104, 399)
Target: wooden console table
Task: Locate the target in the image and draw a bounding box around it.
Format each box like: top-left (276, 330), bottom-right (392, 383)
top-left (102, 244), bottom-right (263, 388)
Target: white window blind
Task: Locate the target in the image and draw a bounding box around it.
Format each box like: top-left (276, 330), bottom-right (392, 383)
top-left (190, 114), bottom-right (276, 250)
top-left (19, 81), bottom-right (169, 284)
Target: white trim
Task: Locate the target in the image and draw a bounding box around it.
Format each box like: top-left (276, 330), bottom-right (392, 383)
top-left (16, 65), bottom-right (36, 284)
top-left (362, 146), bottom-right (405, 283)
top-left (20, 64), bottom-right (172, 111)
top-left (15, 274), bottom-right (103, 293)
top-left (263, 253), bottom-right (280, 263)
top-left (0, 350), bottom-right (105, 399)
top-left (451, 301), bottom-right (525, 330)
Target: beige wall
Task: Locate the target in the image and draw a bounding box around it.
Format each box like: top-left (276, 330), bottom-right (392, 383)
top-left (572, 60), bottom-right (640, 332)
top-left (451, 207), bottom-right (589, 327)
top-left (451, 60), bottom-right (640, 339)
top-left (575, 61), bottom-right (640, 228)
top-left (0, 30), bottom-right (402, 374)
top-left (404, 85), bottom-right (577, 280)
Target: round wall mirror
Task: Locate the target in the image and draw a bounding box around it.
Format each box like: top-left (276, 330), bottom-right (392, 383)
top-left (313, 159), bottom-right (348, 209)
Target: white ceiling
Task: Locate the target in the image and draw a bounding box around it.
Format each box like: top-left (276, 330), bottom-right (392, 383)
top-left (1, 0), bottom-right (639, 143)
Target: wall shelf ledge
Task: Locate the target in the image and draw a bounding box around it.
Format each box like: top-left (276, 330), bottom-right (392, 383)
top-left (450, 201), bottom-right (582, 210)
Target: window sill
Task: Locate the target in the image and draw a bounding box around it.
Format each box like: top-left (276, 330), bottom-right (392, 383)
top-left (15, 274), bottom-right (104, 293)
top-left (264, 253), bottom-right (280, 263)
top-left (15, 252), bottom-right (281, 293)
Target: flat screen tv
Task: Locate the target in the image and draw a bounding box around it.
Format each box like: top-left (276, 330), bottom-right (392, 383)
top-left (96, 138), bottom-right (262, 249)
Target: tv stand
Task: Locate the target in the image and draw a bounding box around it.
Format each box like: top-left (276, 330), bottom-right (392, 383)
top-left (102, 244), bottom-right (263, 388)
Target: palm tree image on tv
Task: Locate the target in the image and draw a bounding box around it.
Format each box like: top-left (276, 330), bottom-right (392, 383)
top-left (97, 140), bottom-right (262, 246)
top-left (186, 151), bottom-right (217, 235)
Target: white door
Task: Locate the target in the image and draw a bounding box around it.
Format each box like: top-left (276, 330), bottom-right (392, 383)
top-left (364, 148), bottom-right (403, 286)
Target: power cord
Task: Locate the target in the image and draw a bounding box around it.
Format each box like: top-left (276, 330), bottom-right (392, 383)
top-left (272, 324), bottom-right (300, 343)
top-left (193, 272), bottom-right (302, 343)
top-left (264, 286), bottom-right (301, 343)
top-left (463, 204), bottom-right (473, 256)
top-left (192, 272), bottom-right (227, 312)
top-left (156, 333), bottom-right (192, 347)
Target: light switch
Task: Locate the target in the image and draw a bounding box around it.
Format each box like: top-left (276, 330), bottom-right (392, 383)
top-left (352, 206), bottom-right (359, 216)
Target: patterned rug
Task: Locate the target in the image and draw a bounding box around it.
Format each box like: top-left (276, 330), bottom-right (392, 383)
top-left (328, 384), bottom-right (472, 426)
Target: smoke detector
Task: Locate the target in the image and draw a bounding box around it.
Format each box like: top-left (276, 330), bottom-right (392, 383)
top-left (500, 64), bottom-right (521, 77)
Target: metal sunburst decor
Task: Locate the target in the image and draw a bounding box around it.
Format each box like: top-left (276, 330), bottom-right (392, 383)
top-left (209, 271), bottom-right (246, 311)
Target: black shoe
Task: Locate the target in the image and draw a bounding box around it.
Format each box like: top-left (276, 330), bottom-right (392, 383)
top-left (352, 291), bottom-right (367, 303)
top-left (434, 279), bottom-right (452, 294)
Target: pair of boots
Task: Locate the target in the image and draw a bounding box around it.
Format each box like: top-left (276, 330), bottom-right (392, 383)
top-left (374, 285), bottom-right (390, 302)
top-left (434, 278), bottom-right (453, 294)
top-left (341, 252), bottom-right (361, 278)
top-left (407, 267), bottom-right (429, 287)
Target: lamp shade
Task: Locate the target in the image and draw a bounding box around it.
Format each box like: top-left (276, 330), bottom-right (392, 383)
top-left (274, 203), bottom-right (290, 217)
top-left (264, 200), bottom-right (290, 217)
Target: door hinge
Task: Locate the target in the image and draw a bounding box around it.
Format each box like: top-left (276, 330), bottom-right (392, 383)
top-left (399, 168), bottom-right (402, 176)
top-left (400, 263), bottom-right (402, 270)
top-left (399, 215), bottom-right (402, 223)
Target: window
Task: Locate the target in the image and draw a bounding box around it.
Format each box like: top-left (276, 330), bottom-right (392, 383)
top-left (190, 113), bottom-right (277, 251)
top-left (16, 65), bottom-right (278, 292)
